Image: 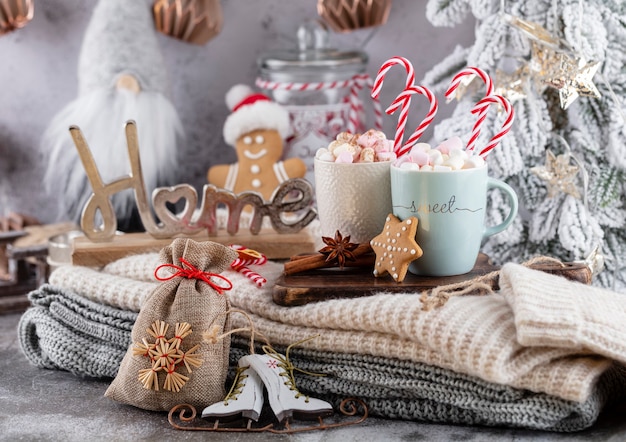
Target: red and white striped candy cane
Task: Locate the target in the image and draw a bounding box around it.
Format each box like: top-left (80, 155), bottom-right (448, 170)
top-left (234, 266), bottom-right (267, 288)
top-left (445, 67), bottom-right (494, 152)
top-left (255, 74), bottom-right (382, 134)
top-left (470, 94), bottom-right (514, 158)
top-left (386, 85), bottom-right (438, 158)
top-left (370, 56), bottom-right (416, 153)
top-left (229, 245), bottom-right (268, 288)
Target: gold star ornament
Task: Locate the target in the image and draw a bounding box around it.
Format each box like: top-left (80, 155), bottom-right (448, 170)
top-left (543, 53), bottom-right (601, 109)
top-left (531, 149), bottom-right (581, 198)
top-left (370, 214), bottom-right (423, 282)
top-left (495, 67), bottom-right (528, 104)
top-left (529, 41), bottom-right (601, 109)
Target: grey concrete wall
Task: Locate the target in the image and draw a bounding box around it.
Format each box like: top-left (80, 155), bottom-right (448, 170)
top-left (0, 0), bottom-right (474, 224)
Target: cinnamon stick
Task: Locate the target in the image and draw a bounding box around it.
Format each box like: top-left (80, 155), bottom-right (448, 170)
top-left (284, 243), bottom-right (373, 276)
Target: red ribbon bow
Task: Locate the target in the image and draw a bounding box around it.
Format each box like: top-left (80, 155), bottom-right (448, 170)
top-left (154, 257), bottom-right (233, 294)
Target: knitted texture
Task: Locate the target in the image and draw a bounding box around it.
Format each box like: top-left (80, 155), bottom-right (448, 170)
top-left (103, 252), bottom-right (161, 283)
top-left (45, 253), bottom-right (626, 402)
top-left (228, 337), bottom-right (625, 432)
top-left (18, 284), bottom-right (138, 378)
top-left (500, 263), bottom-right (626, 364)
top-left (19, 284), bottom-right (622, 431)
top-left (224, 263), bottom-right (612, 402)
top-left (49, 265), bottom-right (155, 312)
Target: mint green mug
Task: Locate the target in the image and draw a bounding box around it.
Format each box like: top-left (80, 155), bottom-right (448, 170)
top-left (390, 164), bottom-right (518, 276)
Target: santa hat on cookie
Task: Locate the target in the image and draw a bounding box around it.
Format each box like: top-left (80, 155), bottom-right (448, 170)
top-left (223, 84), bottom-right (290, 146)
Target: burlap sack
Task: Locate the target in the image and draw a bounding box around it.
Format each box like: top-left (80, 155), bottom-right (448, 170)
top-left (105, 238), bottom-right (238, 411)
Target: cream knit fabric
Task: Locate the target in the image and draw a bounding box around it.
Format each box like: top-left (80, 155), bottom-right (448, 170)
top-left (49, 254), bottom-right (626, 403)
top-left (500, 263), bottom-right (626, 363)
top-left (49, 264), bottom-right (155, 312)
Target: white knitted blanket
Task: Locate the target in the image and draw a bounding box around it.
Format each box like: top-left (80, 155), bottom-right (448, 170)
top-left (49, 255), bottom-right (626, 403)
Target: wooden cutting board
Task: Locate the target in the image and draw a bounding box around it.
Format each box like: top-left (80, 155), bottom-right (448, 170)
top-left (272, 254), bottom-right (592, 306)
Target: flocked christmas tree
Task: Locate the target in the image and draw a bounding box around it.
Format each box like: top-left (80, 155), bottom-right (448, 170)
top-left (421, 0), bottom-right (626, 291)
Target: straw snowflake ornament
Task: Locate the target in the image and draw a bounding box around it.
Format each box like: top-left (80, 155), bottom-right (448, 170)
top-left (132, 320), bottom-right (203, 392)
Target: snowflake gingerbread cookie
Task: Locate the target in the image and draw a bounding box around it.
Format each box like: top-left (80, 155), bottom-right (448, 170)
top-left (207, 84), bottom-right (306, 201)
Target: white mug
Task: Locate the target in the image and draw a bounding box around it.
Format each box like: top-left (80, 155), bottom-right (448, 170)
top-left (314, 158), bottom-right (392, 244)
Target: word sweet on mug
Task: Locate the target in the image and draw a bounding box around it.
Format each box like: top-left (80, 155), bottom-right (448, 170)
top-left (393, 195), bottom-right (483, 215)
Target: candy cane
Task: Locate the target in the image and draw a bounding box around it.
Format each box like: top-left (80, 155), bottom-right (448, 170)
top-left (470, 94), bottom-right (514, 158)
top-left (371, 56), bottom-right (416, 153)
top-left (445, 67), bottom-right (494, 152)
top-left (386, 85), bottom-right (438, 158)
top-left (229, 245), bottom-right (267, 288)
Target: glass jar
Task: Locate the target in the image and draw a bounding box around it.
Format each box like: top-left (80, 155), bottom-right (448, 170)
top-left (256, 21), bottom-right (369, 186)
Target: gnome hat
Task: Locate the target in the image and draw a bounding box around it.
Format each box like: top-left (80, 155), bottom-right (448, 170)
top-left (78, 0), bottom-right (168, 96)
top-left (222, 84), bottom-right (290, 146)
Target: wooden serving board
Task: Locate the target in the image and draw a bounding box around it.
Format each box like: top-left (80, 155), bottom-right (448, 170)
top-left (272, 254), bottom-right (592, 306)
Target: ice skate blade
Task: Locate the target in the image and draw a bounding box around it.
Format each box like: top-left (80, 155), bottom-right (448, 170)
top-left (169, 398), bottom-right (368, 434)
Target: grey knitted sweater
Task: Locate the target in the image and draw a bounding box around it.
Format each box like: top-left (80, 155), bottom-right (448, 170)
top-left (18, 284), bottom-right (138, 378)
top-left (227, 337), bottom-right (625, 433)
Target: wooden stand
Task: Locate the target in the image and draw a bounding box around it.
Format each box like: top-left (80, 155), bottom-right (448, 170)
top-left (71, 229), bottom-right (315, 267)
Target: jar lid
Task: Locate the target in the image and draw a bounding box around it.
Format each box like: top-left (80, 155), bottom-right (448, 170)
top-left (258, 21), bottom-right (368, 83)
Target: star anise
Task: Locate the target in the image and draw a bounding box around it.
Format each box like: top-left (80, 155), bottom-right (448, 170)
top-left (318, 230), bottom-right (359, 268)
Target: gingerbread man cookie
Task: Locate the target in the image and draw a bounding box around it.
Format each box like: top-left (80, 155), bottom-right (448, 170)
top-left (207, 84), bottom-right (306, 201)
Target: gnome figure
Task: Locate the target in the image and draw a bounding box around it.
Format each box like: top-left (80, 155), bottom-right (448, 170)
top-left (207, 85), bottom-right (306, 201)
top-left (41, 0), bottom-right (183, 231)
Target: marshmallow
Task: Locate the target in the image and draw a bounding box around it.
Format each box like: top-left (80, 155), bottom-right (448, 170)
top-left (393, 137), bottom-right (486, 171)
top-left (336, 131), bottom-right (358, 143)
top-left (359, 147), bottom-right (376, 163)
top-left (377, 151), bottom-right (397, 162)
top-left (327, 139), bottom-right (345, 154)
top-left (400, 161), bottom-right (420, 171)
top-left (412, 142), bottom-right (431, 153)
top-left (463, 155), bottom-right (486, 169)
top-left (357, 129), bottom-right (387, 149)
top-left (315, 147), bottom-right (330, 159)
top-left (443, 154), bottom-right (465, 170)
top-left (449, 148), bottom-right (469, 161)
top-left (317, 150), bottom-right (335, 162)
top-left (332, 142), bottom-right (360, 161)
top-left (409, 149), bottom-right (429, 166)
top-left (316, 129), bottom-right (394, 163)
top-left (428, 149), bottom-right (444, 165)
top-left (435, 136), bottom-right (463, 154)
top-left (335, 151), bottom-right (354, 163)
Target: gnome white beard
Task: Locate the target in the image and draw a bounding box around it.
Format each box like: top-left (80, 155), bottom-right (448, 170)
top-left (42, 87), bottom-right (183, 228)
